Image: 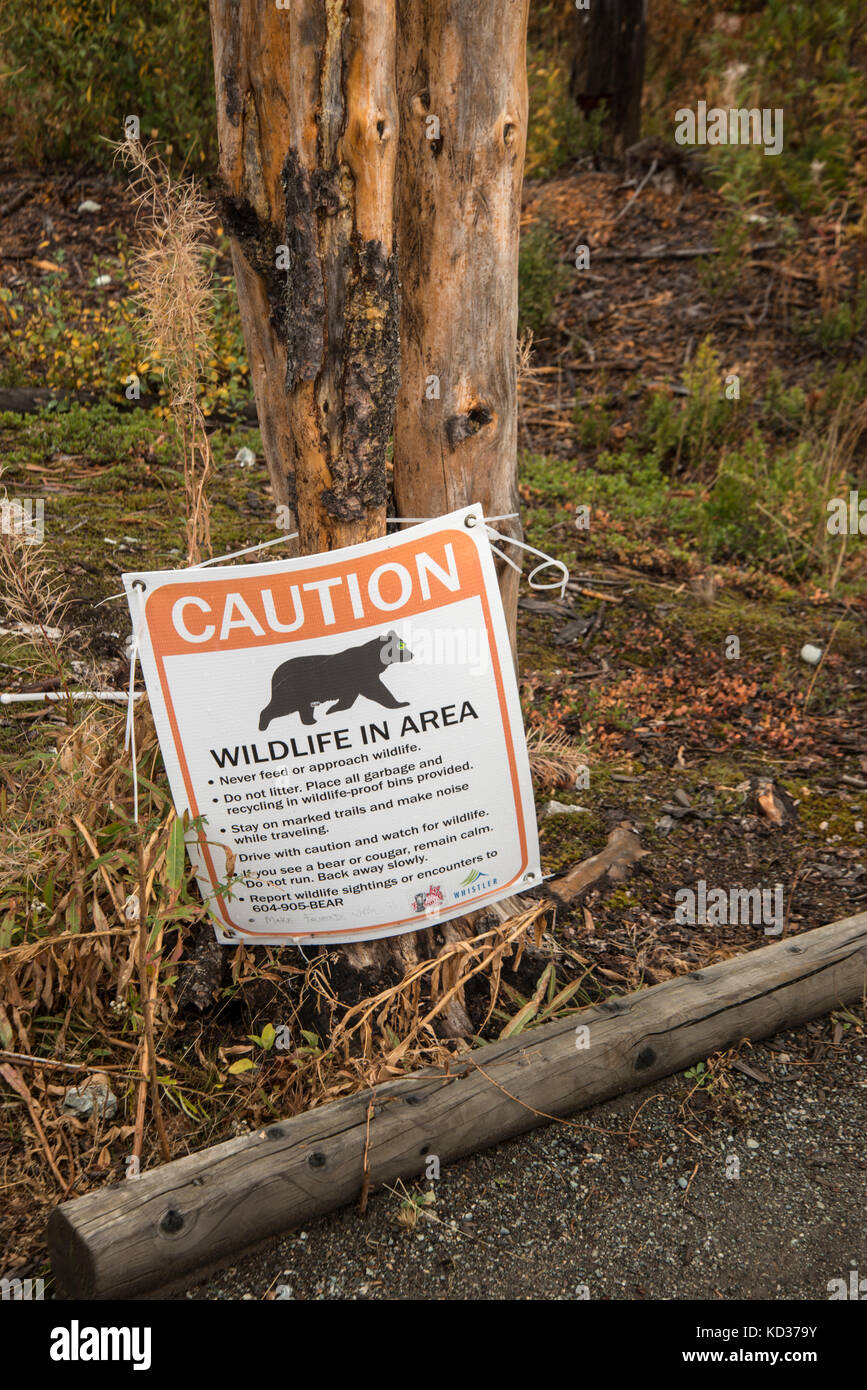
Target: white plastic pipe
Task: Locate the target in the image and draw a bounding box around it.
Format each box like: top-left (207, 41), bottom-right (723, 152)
top-left (0, 691), bottom-right (145, 705)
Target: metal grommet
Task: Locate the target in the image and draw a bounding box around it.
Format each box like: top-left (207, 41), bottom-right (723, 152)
top-left (464, 513), bottom-right (478, 528)
top-left (524, 871), bottom-right (536, 881)
top-left (131, 579), bottom-right (147, 591)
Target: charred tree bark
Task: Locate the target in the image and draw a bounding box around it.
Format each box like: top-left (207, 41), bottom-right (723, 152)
top-left (393, 0), bottom-right (529, 655)
top-left (570, 0), bottom-right (647, 158)
top-left (208, 1), bottom-right (531, 1028)
top-left (208, 0), bottom-right (399, 551)
top-left (209, 0), bottom-right (414, 988)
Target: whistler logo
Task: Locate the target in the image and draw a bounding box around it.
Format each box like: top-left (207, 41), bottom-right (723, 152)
top-left (413, 884), bottom-right (443, 914)
top-left (454, 868), bottom-right (496, 901)
top-left (675, 880), bottom-right (784, 935)
top-left (50, 1320), bottom-right (152, 1370)
top-left (675, 100), bottom-right (783, 156)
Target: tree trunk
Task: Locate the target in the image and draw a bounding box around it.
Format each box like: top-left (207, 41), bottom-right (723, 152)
top-left (208, 0), bottom-right (400, 551)
top-left (570, 0), bottom-right (647, 159)
top-left (208, 1), bottom-right (530, 1026)
top-left (209, 0), bottom-right (408, 982)
top-left (393, 0), bottom-right (529, 655)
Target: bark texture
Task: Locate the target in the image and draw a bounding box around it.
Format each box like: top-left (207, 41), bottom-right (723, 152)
top-left (209, 0), bottom-right (400, 551)
top-left (394, 0), bottom-right (530, 651)
top-left (208, 1), bottom-right (531, 1015)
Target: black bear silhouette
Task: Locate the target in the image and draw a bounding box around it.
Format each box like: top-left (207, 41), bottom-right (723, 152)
top-left (258, 631), bottom-right (413, 731)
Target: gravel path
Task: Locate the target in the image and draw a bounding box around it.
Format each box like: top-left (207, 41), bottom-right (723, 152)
top-left (182, 1016), bottom-right (867, 1301)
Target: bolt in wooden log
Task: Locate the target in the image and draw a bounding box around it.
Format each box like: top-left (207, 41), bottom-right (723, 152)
top-left (48, 910), bottom-right (867, 1299)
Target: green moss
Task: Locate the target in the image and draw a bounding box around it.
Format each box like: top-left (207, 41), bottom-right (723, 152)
top-left (0, 404), bottom-right (271, 599)
top-left (785, 786), bottom-right (867, 839)
top-left (538, 808), bottom-right (605, 875)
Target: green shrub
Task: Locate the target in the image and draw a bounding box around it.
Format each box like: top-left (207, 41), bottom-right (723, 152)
top-left (0, 242), bottom-right (250, 416)
top-left (525, 45), bottom-right (606, 179)
top-left (574, 393), bottom-right (613, 450)
top-left (761, 370), bottom-right (807, 431)
top-left (697, 217), bottom-right (751, 299)
top-left (518, 222), bottom-right (565, 337)
top-left (0, 1), bottom-right (215, 166)
top-left (705, 0), bottom-right (867, 221)
top-left (702, 431), bottom-right (844, 574)
top-left (638, 340), bottom-right (744, 476)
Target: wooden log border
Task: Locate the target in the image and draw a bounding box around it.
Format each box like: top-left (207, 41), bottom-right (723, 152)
top-left (48, 910), bottom-right (867, 1299)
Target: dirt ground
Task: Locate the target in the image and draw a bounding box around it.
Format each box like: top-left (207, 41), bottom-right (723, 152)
top-left (182, 1018), bottom-right (867, 1301)
top-left (1, 152), bottom-right (865, 1296)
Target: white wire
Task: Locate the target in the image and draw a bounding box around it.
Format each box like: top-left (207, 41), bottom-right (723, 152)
top-left (386, 513), bottom-right (520, 525)
top-left (97, 532), bottom-right (300, 606)
top-left (485, 526), bottom-right (569, 597)
top-left (487, 542), bottom-right (523, 576)
top-left (125, 585), bottom-right (147, 824)
top-left (0, 691), bottom-right (144, 704)
top-left (188, 533), bottom-right (298, 569)
top-left (387, 511), bottom-right (569, 594)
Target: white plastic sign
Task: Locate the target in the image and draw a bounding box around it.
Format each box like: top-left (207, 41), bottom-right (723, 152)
top-left (124, 506), bottom-right (541, 944)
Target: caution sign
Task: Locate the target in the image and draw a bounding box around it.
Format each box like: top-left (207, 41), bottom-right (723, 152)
top-left (124, 506), bottom-right (541, 944)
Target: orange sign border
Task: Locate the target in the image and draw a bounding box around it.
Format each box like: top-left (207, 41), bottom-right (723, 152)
top-left (143, 523), bottom-right (530, 942)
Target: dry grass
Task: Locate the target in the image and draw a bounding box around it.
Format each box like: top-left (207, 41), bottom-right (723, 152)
top-left (114, 137), bottom-right (213, 564)
top-left (0, 148), bottom-right (597, 1281)
top-left (820, 393), bottom-right (867, 592)
top-left (0, 518), bottom-right (591, 1275)
top-left (526, 727), bottom-right (588, 791)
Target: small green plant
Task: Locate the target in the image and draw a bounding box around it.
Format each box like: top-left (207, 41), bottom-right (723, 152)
top-left (525, 47), bottom-right (605, 179)
top-left (396, 1187), bottom-right (436, 1231)
top-left (248, 1023), bottom-right (277, 1051)
top-left (574, 393), bottom-right (613, 450)
top-left (572, 397), bottom-right (614, 450)
top-left (761, 369), bottom-right (807, 430)
top-left (697, 217), bottom-right (751, 298)
top-left (639, 340), bottom-right (742, 477)
top-left (518, 221), bottom-right (565, 338)
top-left (684, 1061), bottom-right (710, 1089)
top-left (810, 280), bottom-right (867, 353)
